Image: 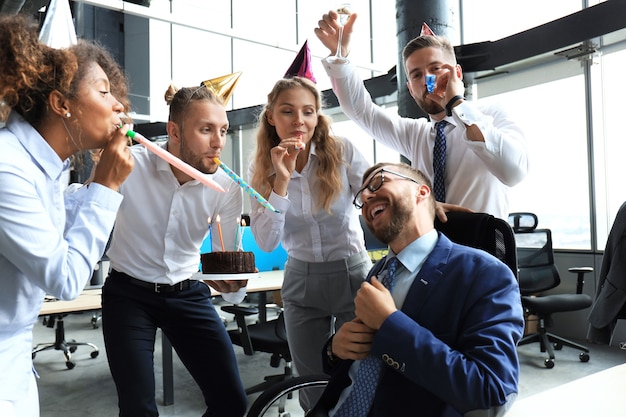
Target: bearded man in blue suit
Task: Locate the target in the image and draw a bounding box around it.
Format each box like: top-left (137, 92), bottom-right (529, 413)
top-left (307, 162), bottom-right (524, 417)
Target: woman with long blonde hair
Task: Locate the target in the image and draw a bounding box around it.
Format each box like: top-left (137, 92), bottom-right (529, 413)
top-left (248, 76), bottom-right (371, 411)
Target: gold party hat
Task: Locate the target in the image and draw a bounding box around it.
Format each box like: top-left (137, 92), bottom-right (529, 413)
top-left (201, 71), bottom-right (242, 105)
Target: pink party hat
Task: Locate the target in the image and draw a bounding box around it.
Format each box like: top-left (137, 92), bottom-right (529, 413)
top-left (284, 40), bottom-right (316, 83)
top-left (420, 22), bottom-right (436, 37)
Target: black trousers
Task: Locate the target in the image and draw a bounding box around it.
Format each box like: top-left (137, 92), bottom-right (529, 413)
top-left (102, 271), bottom-right (247, 417)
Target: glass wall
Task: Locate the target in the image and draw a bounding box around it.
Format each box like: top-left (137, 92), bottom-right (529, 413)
top-left (66, 0), bottom-right (626, 252)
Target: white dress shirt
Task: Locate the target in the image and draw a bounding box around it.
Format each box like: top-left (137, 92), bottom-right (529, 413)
top-left (106, 143), bottom-right (244, 301)
top-left (322, 58), bottom-right (530, 220)
top-left (248, 138), bottom-right (369, 262)
top-left (0, 111), bottom-right (123, 401)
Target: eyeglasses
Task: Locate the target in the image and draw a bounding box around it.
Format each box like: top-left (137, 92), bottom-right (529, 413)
top-left (353, 168), bottom-right (420, 209)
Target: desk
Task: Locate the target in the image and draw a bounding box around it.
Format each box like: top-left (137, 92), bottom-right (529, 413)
top-left (39, 271), bottom-right (283, 406)
top-left (506, 363), bottom-right (626, 416)
top-left (40, 288), bottom-right (102, 316)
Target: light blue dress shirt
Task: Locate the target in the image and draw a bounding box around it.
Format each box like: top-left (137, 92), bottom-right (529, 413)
top-left (0, 111), bottom-right (123, 401)
top-left (330, 230), bottom-right (439, 416)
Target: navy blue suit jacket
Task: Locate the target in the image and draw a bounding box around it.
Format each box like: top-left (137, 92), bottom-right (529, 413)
top-left (309, 233), bottom-right (524, 417)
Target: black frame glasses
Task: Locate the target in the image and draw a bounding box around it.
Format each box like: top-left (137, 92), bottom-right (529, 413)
top-left (353, 168), bottom-right (420, 209)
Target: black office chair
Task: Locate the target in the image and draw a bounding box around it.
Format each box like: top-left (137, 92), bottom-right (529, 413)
top-left (246, 211), bottom-right (519, 417)
top-left (509, 212), bottom-right (593, 368)
top-left (435, 211), bottom-right (518, 276)
top-left (32, 311), bottom-right (100, 369)
top-left (220, 304), bottom-right (293, 397)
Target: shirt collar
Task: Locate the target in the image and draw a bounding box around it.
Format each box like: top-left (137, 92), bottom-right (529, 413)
top-left (392, 229), bottom-right (438, 273)
top-left (7, 110), bottom-right (67, 181)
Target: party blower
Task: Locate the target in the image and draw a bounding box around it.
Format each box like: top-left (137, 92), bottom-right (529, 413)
top-left (124, 129), bottom-right (225, 192)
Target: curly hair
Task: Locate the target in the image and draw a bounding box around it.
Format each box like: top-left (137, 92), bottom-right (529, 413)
top-left (0, 14), bottom-right (130, 126)
top-left (250, 77), bottom-right (344, 213)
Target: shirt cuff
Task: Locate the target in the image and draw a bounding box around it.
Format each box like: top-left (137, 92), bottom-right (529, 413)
top-left (321, 56), bottom-right (352, 78)
top-left (451, 100), bottom-right (482, 128)
top-left (220, 286), bottom-right (247, 304)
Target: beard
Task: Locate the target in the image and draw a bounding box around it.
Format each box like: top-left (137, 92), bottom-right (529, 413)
top-left (179, 135), bottom-right (216, 174)
top-left (372, 195), bottom-right (414, 244)
top-left (415, 94), bottom-right (444, 115)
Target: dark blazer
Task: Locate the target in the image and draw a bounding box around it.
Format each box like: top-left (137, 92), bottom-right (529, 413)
top-left (308, 233), bottom-right (524, 417)
top-left (588, 202), bottom-right (626, 344)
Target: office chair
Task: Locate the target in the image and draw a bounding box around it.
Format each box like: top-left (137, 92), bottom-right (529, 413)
top-left (509, 212), bottom-right (593, 368)
top-left (32, 311), bottom-right (100, 369)
top-left (246, 211), bottom-right (518, 417)
top-left (220, 304), bottom-right (293, 395)
top-left (434, 211), bottom-right (518, 276)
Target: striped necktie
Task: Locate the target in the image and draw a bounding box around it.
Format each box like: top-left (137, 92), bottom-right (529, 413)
top-left (333, 257), bottom-right (400, 417)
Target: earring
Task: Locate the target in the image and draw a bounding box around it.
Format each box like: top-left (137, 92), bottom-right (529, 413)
top-left (65, 112), bottom-right (71, 118)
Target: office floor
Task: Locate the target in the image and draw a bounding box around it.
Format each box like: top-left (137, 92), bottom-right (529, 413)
top-left (33, 301), bottom-right (626, 417)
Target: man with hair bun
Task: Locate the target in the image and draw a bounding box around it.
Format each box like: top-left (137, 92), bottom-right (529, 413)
top-left (102, 84), bottom-right (247, 417)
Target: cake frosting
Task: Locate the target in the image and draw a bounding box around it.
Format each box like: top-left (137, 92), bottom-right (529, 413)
top-left (201, 251), bottom-right (256, 274)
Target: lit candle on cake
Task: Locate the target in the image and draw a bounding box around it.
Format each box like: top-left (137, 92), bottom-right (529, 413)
top-left (234, 217), bottom-right (241, 251)
top-left (237, 218), bottom-right (246, 251)
top-left (207, 216), bottom-right (213, 252)
top-left (215, 214), bottom-right (225, 252)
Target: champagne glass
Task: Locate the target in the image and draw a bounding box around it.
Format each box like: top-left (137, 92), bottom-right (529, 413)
top-left (327, 3), bottom-right (352, 63)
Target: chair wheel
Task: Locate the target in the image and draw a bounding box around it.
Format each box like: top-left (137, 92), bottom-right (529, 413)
top-left (553, 342), bottom-right (563, 350)
top-left (579, 352), bottom-right (590, 362)
top-left (69, 346), bottom-right (77, 353)
top-left (544, 358), bottom-right (555, 368)
top-left (90, 351), bottom-right (99, 359)
top-left (32, 352), bottom-right (36, 359)
top-left (66, 361), bottom-right (75, 369)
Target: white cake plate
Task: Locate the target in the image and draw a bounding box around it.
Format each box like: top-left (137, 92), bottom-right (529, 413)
top-left (192, 272), bottom-right (259, 281)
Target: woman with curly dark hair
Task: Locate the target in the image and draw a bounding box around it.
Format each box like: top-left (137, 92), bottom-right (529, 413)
top-left (0, 14), bottom-right (133, 416)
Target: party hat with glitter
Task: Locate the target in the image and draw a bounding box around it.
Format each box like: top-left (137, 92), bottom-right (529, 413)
top-left (284, 40), bottom-right (316, 83)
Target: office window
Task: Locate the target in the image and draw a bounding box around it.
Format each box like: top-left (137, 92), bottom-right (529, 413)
top-left (461, 0), bottom-right (582, 44)
top-left (591, 47), bottom-right (626, 250)
top-left (476, 62), bottom-right (590, 250)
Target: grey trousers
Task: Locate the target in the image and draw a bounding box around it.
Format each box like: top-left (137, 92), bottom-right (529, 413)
top-left (281, 251), bottom-right (372, 411)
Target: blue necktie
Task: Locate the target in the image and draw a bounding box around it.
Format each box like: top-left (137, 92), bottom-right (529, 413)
top-left (433, 121), bottom-right (448, 202)
top-left (334, 257), bottom-right (399, 417)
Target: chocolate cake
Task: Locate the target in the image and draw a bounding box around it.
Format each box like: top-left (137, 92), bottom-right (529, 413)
top-left (201, 251), bottom-right (256, 274)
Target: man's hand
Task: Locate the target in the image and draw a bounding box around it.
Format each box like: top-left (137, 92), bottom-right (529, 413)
top-left (314, 10), bottom-right (358, 57)
top-left (354, 277), bottom-right (396, 330)
top-left (435, 202), bottom-right (474, 223)
top-left (204, 279), bottom-right (248, 293)
top-left (331, 318), bottom-right (376, 361)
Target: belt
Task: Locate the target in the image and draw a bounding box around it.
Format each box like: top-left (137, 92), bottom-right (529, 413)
top-left (110, 269), bottom-right (196, 294)
top-left (286, 250), bottom-right (371, 274)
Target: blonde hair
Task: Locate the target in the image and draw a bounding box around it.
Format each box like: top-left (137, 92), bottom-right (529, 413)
top-left (250, 77), bottom-right (344, 212)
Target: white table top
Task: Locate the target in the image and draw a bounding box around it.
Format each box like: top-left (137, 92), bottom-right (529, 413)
top-left (507, 363), bottom-right (626, 416)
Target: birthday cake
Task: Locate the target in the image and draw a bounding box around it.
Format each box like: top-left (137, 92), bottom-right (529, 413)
top-left (201, 251), bottom-right (256, 274)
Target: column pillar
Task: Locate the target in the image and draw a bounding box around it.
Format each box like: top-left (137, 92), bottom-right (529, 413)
top-left (395, 0), bottom-right (460, 120)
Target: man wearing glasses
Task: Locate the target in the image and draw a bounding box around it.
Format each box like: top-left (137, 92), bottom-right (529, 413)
top-left (308, 162), bottom-right (524, 417)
